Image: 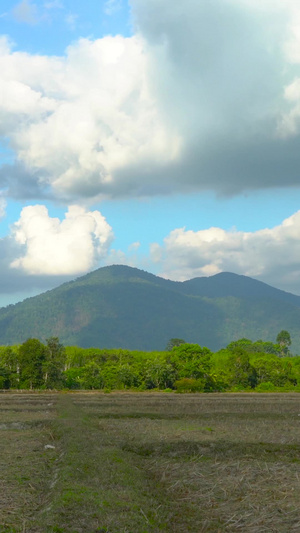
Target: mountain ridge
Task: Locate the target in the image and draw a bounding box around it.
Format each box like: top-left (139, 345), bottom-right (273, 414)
top-left (0, 265), bottom-right (300, 352)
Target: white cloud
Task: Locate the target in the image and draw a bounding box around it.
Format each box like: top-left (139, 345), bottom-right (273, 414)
top-left (11, 205), bottom-right (114, 275)
top-left (1, 1), bottom-right (300, 201)
top-left (13, 0), bottom-right (38, 24)
top-left (0, 35), bottom-right (181, 201)
top-left (151, 211), bottom-right (300, 294)
top-left (128, 241), bottom-right (140, 251)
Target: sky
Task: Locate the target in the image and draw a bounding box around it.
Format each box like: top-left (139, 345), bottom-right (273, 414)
top-left (1, 0), bottom-right (300, 306)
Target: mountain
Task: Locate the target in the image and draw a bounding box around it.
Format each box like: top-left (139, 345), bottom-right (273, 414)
top-left (0, 265), bottom-right (300, 352)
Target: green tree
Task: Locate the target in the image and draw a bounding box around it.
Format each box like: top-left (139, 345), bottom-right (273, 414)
top-left (276, 330), bottom-right (291, 355)
top-left (0, 346), bottom-right (19, 387)
top-left (81, 361), bottom-right (104, 389)
top-left (144, 359), bottom-right (177, 389)
top-left (101, 363), bottom-right (120, 390)
top-left (19, 338), bottom-right (47, 389)
top-left (44, 337), bottom-right (66, 388)
top-left (166, 338), bottom-right (186, 351)
top-left (172, 344), bottom-right (212, 379)
top-left (227, 338), bottom-right (254, 351)
top-left (63, 367), bottom-right (84, 389)
top-left (117, 365), bottom-right (141, 389)
top-left (227, 338), bottom-right (281, 356)
top-left (252, 354), bottom-right (294, 386)
top-left (65, 346), bottom-right (88, 369)
top-left (0, 367), bottom-right (11, 389)
top-left (228, 350), bottom-right (257, 389)
top-left (210, 349), bottom-right (257, 390)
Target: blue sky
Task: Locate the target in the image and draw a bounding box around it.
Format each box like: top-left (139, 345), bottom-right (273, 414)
top-left (0, 1), bottom-right (132, 52)
top-left (1, 0), bottom-right (300, 306)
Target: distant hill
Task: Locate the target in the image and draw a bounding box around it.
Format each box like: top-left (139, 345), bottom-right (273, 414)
top-left (0, 265), bottom-right (300, 352)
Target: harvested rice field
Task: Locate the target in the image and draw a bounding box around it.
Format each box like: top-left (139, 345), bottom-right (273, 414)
top-left (0, 392), bottom-right (300, 532)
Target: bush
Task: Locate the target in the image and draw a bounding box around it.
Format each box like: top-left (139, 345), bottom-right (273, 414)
top-left (175, 378), bottom-right (205, 393)
top-left (255, 381), bottom-right (277, 392)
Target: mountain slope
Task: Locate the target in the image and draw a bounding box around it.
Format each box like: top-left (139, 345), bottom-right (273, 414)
top-left (0, 265), bottom-right (300, 352)
top-left (181, 271), bottom-right (300, 306)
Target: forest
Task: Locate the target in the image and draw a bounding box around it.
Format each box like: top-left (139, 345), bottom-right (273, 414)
top-left (0, 331), bottom-right (300, 392)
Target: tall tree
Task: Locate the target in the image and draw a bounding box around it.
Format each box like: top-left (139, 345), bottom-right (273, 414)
top-left (0, 347), bottom-right (19, 387)
top-left (19, 338), bottom-right (47, 389)
top-left (276, 330), bottom-right (291, 355)
top-left (44, 337), bottom-right (66, 388)
top-left (171, 343), bottom-right (212, 380)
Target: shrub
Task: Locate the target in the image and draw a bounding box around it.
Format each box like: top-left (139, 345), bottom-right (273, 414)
top-left (175, 378), bottom-right (205, 393)
top-left (255, 381), bottom-right (277, 392)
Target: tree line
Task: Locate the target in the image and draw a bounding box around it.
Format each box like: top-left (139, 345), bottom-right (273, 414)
top-left (0, 331), bottom-right (299, 392)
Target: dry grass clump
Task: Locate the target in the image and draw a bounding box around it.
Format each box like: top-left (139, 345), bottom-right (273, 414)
top-left (81, 392), bottom-right (300, 532)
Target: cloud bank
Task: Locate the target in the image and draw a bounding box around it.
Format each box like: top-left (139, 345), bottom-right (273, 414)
top-left (1, 1), bottom-right (300, 202)
top-left (151, 211), bottom-right (300, 294)
top-left (0, 34), bottom-right (180, 202)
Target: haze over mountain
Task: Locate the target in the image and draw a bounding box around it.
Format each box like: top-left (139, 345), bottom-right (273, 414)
top-left (0, 265), bottom-right (300, 353)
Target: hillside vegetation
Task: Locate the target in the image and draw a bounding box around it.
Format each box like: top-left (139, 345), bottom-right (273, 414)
top-left (0, 265), bottom-right (300, 352)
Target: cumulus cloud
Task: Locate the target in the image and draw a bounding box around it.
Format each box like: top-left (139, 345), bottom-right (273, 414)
top-left (0, 203), bottom-right (115, 305)
top-left (1, 1), bottom-right (300, 200)
top-left (151, 211), bottom-right (300, 294)
top-left (0, 233), bottom-right (70, 305)
top-left (11, 205), bottom-right (114, 275)
top-left (0, 34), bottom-right (180, 201)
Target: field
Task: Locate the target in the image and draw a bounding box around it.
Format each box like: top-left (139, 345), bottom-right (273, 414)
top-left (0, 392), bottom-right (300, 532)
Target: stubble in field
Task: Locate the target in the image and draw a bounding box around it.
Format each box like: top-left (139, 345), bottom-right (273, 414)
top-left (0, 392), bottom-right (300, 532)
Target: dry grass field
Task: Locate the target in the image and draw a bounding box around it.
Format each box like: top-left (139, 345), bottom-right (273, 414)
top-left (0, 392), bottom-right (300, 532)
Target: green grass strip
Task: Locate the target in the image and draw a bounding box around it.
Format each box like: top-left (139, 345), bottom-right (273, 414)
top-left (39, 394), bottom-right (172, 533)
